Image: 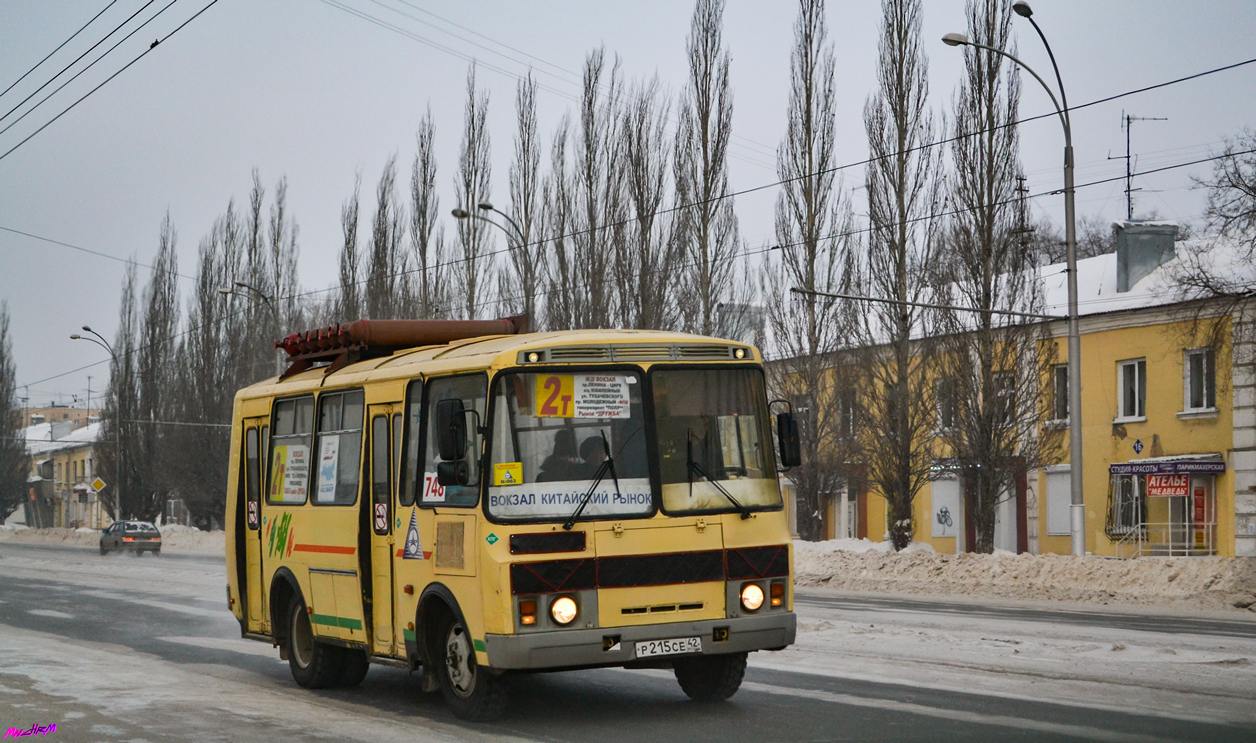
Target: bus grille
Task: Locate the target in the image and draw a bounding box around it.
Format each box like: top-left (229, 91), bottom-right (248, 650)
top-left (598, 550), bottom-right (724, 588)
top-left (510, 546), bottom-right (788, 595)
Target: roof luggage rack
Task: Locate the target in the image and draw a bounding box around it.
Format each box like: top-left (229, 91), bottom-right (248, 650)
top-left (275, 315), bottom-right (527, 381)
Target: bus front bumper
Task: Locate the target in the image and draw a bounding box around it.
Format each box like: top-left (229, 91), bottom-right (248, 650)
top-left (483, 612), bottom-right (795, 670)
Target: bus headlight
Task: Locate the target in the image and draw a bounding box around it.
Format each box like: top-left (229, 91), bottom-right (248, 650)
top-left (740, 583), bottom-right (764, 612)
top-left (551, 596), bottom-right (578, 625)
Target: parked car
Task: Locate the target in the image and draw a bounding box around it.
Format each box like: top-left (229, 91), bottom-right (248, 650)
top-left (100, 521), bottom-right (162, 556)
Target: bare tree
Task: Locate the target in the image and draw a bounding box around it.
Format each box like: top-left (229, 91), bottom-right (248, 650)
top-left (572, 48), bottom-right (625, 329)
top-left (543, 115), bottom-right (578, 331)
top-left (0, 303), bottom-right (28, 521)
top-left (366, 156), bottom-right (407, 319)
top-left (854, 0), bottom-right (946, 550)
top-left (674, 0), bottom-right (743, 337)
top-left (454, 65), bottom-right (493, 319)
top-left (767, 0), bottom-right (859, 541)
top-left (99, 262), bottom-right (139, 522)
top-left (618, 75), bottom-right (680, 330)
top-left (267, 177), bottom-right (300, 334)
top-left (411, 110), bottom-right (450, 320)
top-left (338, 174), bottom-right (363, 320)
top-left (497, 73), bottom-right (544, 326)
top-left (937, 0), bottom-right (1061, 553)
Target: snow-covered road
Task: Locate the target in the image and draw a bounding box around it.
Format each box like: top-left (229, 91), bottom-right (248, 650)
top-left (1, 543), bottom-right (1252, 742)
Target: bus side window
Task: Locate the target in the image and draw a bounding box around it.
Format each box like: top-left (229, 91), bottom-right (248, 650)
top-left (371, 415), bottom-right (391, 534)
top-left (269, 397), bottom-right (314, 505)
top-left (398, 379), bottom-right (423, 507)
top-left (245, 428), bottom-right (260, 529)
top-left (313, 389), bottom-right (365, 506)
top-left (421, 374), bottom-right (486, 507)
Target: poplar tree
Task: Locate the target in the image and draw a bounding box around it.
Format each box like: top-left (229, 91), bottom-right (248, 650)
top-left (0, 303), bottom-right (28, 521)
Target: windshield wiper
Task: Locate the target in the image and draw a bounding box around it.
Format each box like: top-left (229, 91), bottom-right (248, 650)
top-left (687, 429), bottom-right (752, 520)
top-left (563, 431), bottom-right (621, 530)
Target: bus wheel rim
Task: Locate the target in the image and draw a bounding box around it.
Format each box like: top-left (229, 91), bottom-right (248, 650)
top-left (292, 607), bottom-right (314, 668)
top-left (445, 624), bottom-right (475, 697)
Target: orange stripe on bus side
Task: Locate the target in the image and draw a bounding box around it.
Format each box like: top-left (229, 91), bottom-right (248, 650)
top-left (292, 544), bottom-right (356, 555)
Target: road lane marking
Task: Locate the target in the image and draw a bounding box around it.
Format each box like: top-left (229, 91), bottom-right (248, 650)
top-left (27, 609), bottom-right (74, 619)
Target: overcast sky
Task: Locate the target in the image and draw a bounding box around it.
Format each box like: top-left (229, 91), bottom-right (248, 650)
top-left (2, 0), bottom-right (1255, 410)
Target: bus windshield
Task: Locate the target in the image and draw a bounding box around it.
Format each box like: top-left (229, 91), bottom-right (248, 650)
top-left (651, 367), bottom-right (781, 514)
top-left (487, 371), bottom-right (652, 522)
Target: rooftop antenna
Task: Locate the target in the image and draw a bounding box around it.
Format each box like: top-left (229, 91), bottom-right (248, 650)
top-left (1107, 111), bottom-right (1167, 220)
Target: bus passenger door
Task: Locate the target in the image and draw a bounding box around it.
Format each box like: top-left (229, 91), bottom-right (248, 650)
top-left (367, 406), bottom-right (396, 655)
top-left (243, 418), bottom-right (268, 631)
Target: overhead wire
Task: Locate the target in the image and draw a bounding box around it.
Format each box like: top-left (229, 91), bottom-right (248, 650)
top-left (0, 0), bottom-right (159, 125)
top-left (0, 0), bottom-right (184, 138)
top-left (0, 0), bottom-right (120, 99)
top-left (0, 0), bottom-right (221, 162)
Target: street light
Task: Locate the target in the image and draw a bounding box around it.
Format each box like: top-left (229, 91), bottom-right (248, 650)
top-left (71, 327), bottom-right (121, 523)
top-left (220, 282), bottom-right (284, 377)
top-left (452, 202), bottom-right (527, 247)
top-left (943, 2), bottom-right (1085, 557)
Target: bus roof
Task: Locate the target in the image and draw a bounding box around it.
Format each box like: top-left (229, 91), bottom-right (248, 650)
top-left (235, 328), bottom-right (760, 401)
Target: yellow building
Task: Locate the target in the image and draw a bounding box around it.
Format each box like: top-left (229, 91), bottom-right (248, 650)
top-left (804, 222), bottom-right (1254, 558)
top-left (21, 421), bottom-right (107, 529)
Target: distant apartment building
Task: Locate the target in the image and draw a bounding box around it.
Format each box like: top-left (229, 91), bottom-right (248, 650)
top-left (15, 404), bottom-right (100, 429)
top-left (18, 420), bottom-right (107, 529)
top-left (787, 222), bottom-right (1255, 558)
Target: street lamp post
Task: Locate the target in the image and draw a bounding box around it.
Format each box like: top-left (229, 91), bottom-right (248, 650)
top-left (70, 327), bottom-right (121, 523)
top-left (943, 0), bottom-right (1085, 556)
top-left (451, 201), bottom-right (526, 247)
top-left (220, 282), bottom-right (284, 377)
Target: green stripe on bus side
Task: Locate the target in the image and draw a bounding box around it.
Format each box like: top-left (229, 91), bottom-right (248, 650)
top-left (403, 628), bottom-right (416, 642)
top-left (311, 613), bottom-right (364, 631)
top-left (473, 639), bottom-right (486, 653)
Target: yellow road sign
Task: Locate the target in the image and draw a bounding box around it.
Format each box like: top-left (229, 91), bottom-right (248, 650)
top-left (91, 477), bottom-right (107, 491)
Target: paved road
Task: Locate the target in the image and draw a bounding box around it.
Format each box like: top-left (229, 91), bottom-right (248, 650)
top-left (0, 542), bottom-right (1251, 742)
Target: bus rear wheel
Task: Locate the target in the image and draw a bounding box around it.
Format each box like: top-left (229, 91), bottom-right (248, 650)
top-left (287, 599), bottom-right (343, 689)
top-left (673, 652), bottom-right (747, 702)
top-left (432, 612), bottom-right (507, 721)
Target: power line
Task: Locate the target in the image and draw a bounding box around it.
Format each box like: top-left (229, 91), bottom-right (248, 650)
top-left (0, 225), bottom-right (198, 281)
top-left (0, 0), bottom-right (159, 126)
top-left (0, 0), bottom-right (221, 163)
top-left (0, 0), bottom-right (120, 99)
top-left (0, 0), bottom-right (183, 139)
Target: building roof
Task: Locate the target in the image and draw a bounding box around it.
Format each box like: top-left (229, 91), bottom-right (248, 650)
top-left (24, 421), bottom-right (101, 457)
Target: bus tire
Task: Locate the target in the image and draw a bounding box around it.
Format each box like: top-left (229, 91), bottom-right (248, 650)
top-left (336, 648), bottom-right (370, 688)
top-left (287, 599), bottom-right (344, 689)
top-left (673, 652), bottom-right (747, 702)
top-left (432, 611), bottom-right (507, 721)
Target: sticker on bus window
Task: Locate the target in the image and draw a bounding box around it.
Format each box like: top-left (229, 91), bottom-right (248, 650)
top-left (535, 374), bottom-right (631, 419)
top-left (422, 472), bottom-right (446, 503)
top-left (494, 462), bottom-right (523, 486)
top-left (316, 435), bottom-right (340, 503)
top-left (270, 444), bottom-right (309, 503)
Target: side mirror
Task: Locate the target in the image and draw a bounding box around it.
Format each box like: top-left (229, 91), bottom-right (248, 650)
top-left (435, 399), bottom-right (467, 461)
top-left (436, 460), bottom-right (470, 487)
top-left (776, 411), bottom-right (801, 469)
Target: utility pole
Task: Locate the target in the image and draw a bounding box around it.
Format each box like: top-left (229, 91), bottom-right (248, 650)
top-left (1109, 111), bottom-right (1167, 220)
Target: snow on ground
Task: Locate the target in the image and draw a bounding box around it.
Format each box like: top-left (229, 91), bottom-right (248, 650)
top-left (794, 538), bottom-right (1256, 613)
top-left (0, 525), bottom-right (224, 555)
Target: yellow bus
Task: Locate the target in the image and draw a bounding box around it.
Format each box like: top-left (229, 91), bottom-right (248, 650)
top-left (225, 318), bottom-right (799, 720)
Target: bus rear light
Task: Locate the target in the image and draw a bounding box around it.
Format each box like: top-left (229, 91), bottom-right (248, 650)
top-left (519, 599), bottom-right (537, 626)
top-left (123, 537), bottom-right (134, 541)
top-left (770, 582), bottom-right (784, 607)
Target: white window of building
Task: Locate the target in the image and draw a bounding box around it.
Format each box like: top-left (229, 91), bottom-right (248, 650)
top-left (931, 476), bottom-right (960, 538)
top-left (1117, 358), bottom-right (1146, 420)
top-left (1183, 348), bottom-right (1216, 412)
top-left (1045, 468), bottom-right (1070, 536)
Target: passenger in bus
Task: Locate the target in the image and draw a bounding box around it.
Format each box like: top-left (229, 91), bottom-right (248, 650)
top-left (537, 429), bottom-right (580, 482)
top-left (578, 436), bottom-right (607, 479)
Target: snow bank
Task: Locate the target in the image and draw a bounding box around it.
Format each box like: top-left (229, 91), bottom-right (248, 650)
top-left (794, 539), bottom-right (1256, 613)
top-left (0, 526), bottom-right (224, 555)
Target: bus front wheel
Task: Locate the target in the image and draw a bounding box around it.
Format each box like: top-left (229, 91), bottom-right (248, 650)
top-left (287, 599), bottom-right (343, 689)
top-left (432, 612), bottom-right (507, 721)
top-left (673, 652), bottom-right (747, 702)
